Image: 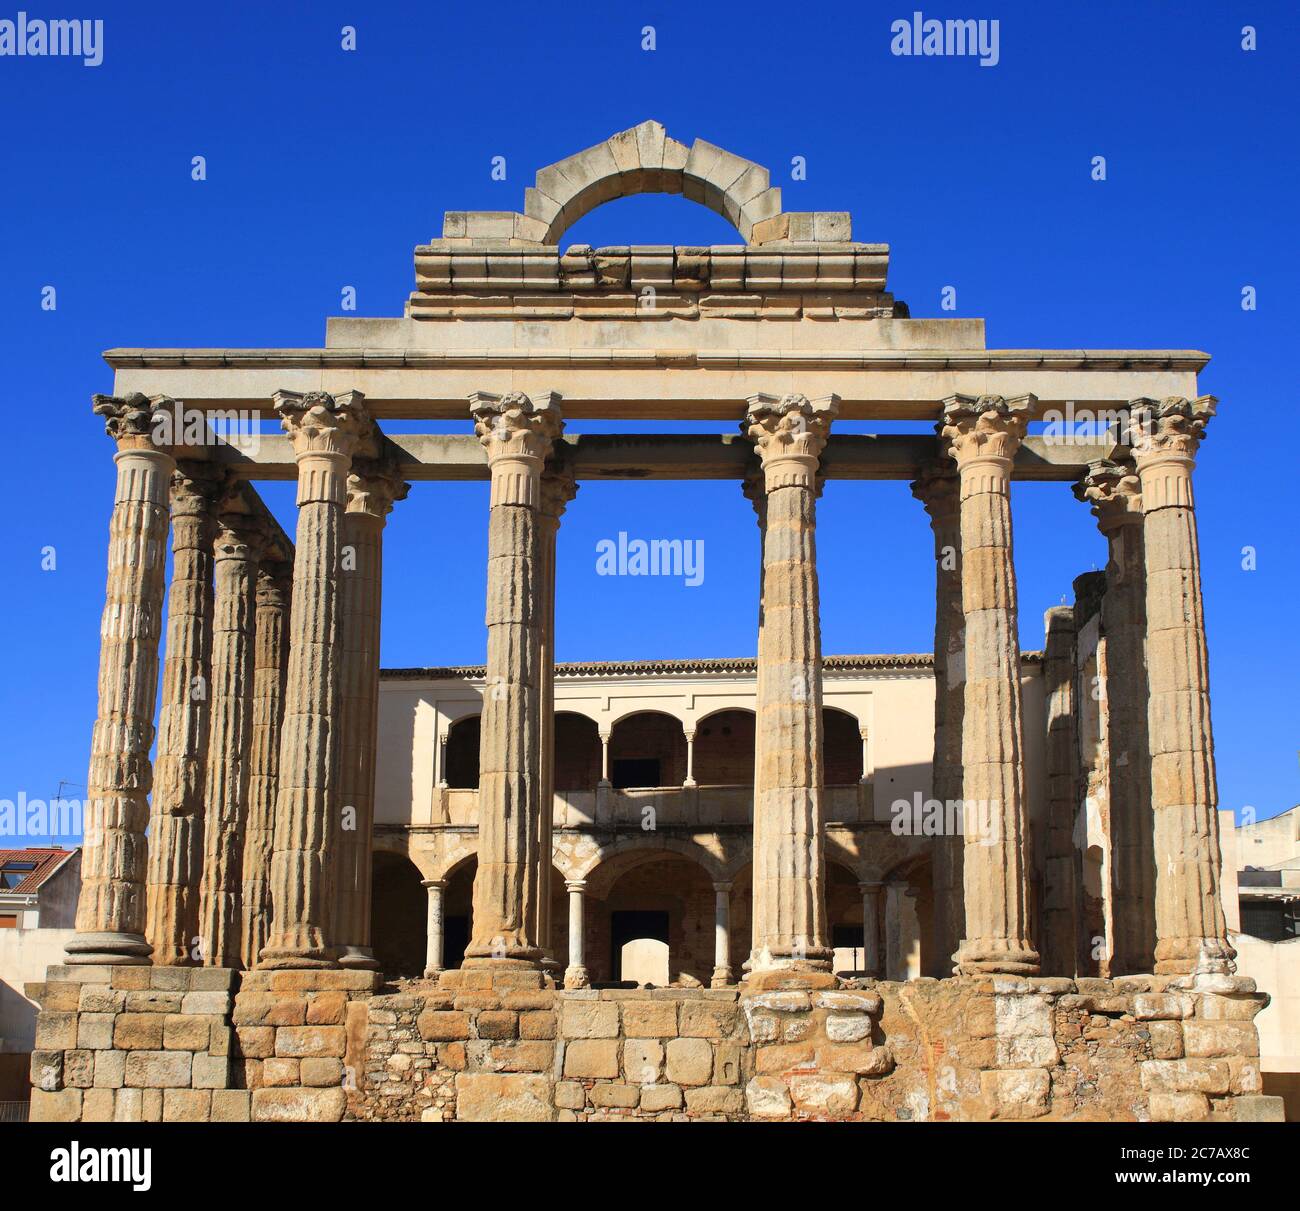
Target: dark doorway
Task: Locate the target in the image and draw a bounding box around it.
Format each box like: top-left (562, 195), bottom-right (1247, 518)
top-left (370, 852), bottom-right (427, 978)
top-left (610, 909), bottom-right (669, 979)
top-left (612, 757), bottom-right (660, 788)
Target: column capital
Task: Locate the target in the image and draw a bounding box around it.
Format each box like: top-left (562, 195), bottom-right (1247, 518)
top-left (858, 879), bottom-right (884, 893)
top-left (93, 391), bottom-right (179, 454)
top-left (1126, 395), bottom-right (1215, 511)
top-left (1074, 456), bottom-right (1144, 532)
top-left (744, 392), bottom-right (838, 489)
top-left (539, 459), bottom-right (579, 522)
top-left (565, 879), bottom-right (588, 893)
top-left (170, 460), bottom-right (228, 515)
top-left (712, 880), bottom-right (733, 893)
top-left (471, 390), bottom-right (564, 506)
top-left (940, 394), bottom-right (1034, 478)
top-left (274, 389), bottom-right (373, 459)
top-left (421, 878), bottom-right (448, 892)
top-left (213, 507), bottom-right (271, 565)
top-left (256, 558), bottom-right (293, 607)
top-left (347, 456), bottom-right (410, 521)
top-left (909, 457), bottom-right (960, 524)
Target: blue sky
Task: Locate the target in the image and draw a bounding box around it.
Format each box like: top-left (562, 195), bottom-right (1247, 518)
top-left (1, 0), bottom-right (1296, 842)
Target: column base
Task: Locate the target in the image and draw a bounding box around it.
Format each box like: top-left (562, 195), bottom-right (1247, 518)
top-left (742, 950), bottom-right (836, 990)
top-left (257, 949), bottom-right (339, 970)
top-left (64, 931), bottom-right (152, 966)
top-left (422, 966), bottom-right (444, 980)
top-left (710, 966), bottom-right (733, 988)
top-left (1154, 936), bottom-right (1237, 977)
top-left (337, 945), bottom-right (381, 971)
top-left (954, 938), bottom-right (1041, 976)
top-left (563, 964), bottom-right (589, 990)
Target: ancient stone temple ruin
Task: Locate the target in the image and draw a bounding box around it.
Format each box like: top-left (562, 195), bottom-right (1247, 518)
top-left (29, 122), bottom-right (1283, 1123)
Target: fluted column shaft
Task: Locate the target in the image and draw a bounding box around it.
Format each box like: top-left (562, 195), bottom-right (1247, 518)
top-left (911, 462), bottom-right (965, 974)
top-left (745, 393), bottom-right (837, 974)
top-left (1130, 397), bottom-right (1233, 976)
top-left (1076, 457), bottom-right (1155, 974)
top-left (68, 395), bottom-right (177, 965)
top-left (1041, 606), bottom-right (1079, 975)
top-left (942, 394), bottom-right (1039, 976)
top-left (335, 461), bottom-right (407, 970)
top-left (260, 390), bottom-right (371, 968)
top-left (465, 391), bottom-right (563, 967)
top-left (240, 559), bottom-right (291, 968)
top-left (146, 463), bottom-right (221, 965)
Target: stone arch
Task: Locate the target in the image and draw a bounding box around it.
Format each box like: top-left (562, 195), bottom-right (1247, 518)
top-left (608, 709), bottom-right (687, 788)
top-left (693, 707), bottom-right (756, 786)
top-left (823, 705), bottom-right (864, 785)
top-left (370, 850), bottom-right (427, 978)
top-left (438, 121), bottom-right (851, 247)
top-left (554, 710), bottom-right (601, 791)
top-left (574, 833), bottom-right (726, 886)
top-left (444, 713), bottom-right (480, 789)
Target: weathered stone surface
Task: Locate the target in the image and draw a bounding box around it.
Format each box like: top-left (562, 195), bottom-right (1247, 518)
top-left (454, 1073), bottom-right (553, 1122)
top-left (252, 1087), bottom-right (347, 1122)
top-left (564, 1039), bottom-right (620, 1079)
top-left (664, 1037), bottom-right (714, 1086)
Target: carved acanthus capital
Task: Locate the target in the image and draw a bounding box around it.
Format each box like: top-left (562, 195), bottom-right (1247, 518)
top-left (539, 460), bottom-right (579, 523)
top-left (744, 393), bottom-right (838, 490)
top-left (909, 457), bottom-right (960, 526)
top-left (939, 394), bottom-right (1034, 475)
top-left (170, 461), bottom-right (228, 519)
top-left (347, 457), bottom-right (410, 521)
top-left (1125, 396), bottom-right (1215, 511)
top-left (470, 390), bottom-right (564, 507)
top-left (274, 390), bottom-right (373, 460)
top-left (1074, 457), bottom-right (1143, 532)
top-left (213, 500), bottom-right (271, 565)
top-left (93, 392), bottom-right (178, 454)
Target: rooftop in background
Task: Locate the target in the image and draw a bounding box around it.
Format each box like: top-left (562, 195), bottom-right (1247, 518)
top-left (0, 848), bottom-right (75, 894)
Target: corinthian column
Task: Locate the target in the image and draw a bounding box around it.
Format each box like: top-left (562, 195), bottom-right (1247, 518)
top-left (940, 394), bottom-right (1039, 976)
top-left (146, 462), bottom-right (222, 965)
top-left (744, 392), bottom-right (837, 977)
top-left (1040, 606), bottom-right (1079, 976)
top-left (910, 459), bottom-right (965, 975)
top-left (67, 394), bottom-right (176, 965)
top-left (533, 461), bottom-right (578, 966)
top-left (464, 390), bottom-right (563, 968)
top-left (335, 458), bottom-right (408, 970)
top-left (198, 501), bottom-right (267, 968)
top-left (260, 390), bottom-right (372, 968)
top-left (240, 556), bottom-right (291, 968)
top-left (1075, 456), bottom-right (1156, 974)
top-left (1128, 396), bottom-right (1233, 976)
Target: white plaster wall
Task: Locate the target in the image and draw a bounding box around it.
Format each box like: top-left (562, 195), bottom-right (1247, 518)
top-left (0, 928), bottom-right (74, 1052)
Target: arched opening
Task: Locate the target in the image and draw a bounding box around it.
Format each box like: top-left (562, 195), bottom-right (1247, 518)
top-left (693, 708), bottom-right (755, 785)
top-left (583, 849), bottom-right (717, 985)
top-left (608, 711), bottom-right (686, 789)
top-left (554, 712), bottom-right (601, 791)
top-left (823, 707), bottom-right (863, 784)
top-left (445, 715), bottom-right (480, 789)
top-left (370, 850), bottom-right (427, 978)
top-left (442, 857), bottom-right (476, 969)
top-left (827, 861), bottom-right (866, 975)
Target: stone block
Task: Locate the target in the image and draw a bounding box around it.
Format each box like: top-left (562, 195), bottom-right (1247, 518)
top-left (621, 1000), bottom-right (677, 1037)
top-left (78, 986), bottom-right (126, 1014)
top-left (815, 990), bottom-right (883, 1015)
top-left (789, 1072), bottom-right (859, 1116)
top-left (1141, 1058), bottom-right (1230, 1095)
top-left (41, 982), bottom-right (84, 1011)
top-left (81, 1088), bottom-right (115, 1122)
top-left (192, 1052), bottom-right (230, 1089)
top-left (211, 1089), bottom-right (252, 1122)
top-left (31, 1050), bottom-right (62, 1092)
top-left (417, 1010), bottom-right (470, 1041)
top-left (817, 1042), bottom-right (895, 1076)
top-left (520, 1010), bottom-right (557, 1040)
top-left (713, 1040), bottom-right (742, 1086)
top-left (93, 1049), bottom-right (126, 1089)
top-left (180, 990), bottom-right (231, 1016)
top-left (826, 1013), bottom-right (873, 1043)
top-left (995, 1036), bottom-right (1059, 1068)
top-left (76, 1012), bottom-right (114, 1050)
top-left (113, 1088), bottom-right (143, 1122)
top-left (981, 1068), bottom-right (1051, 1119)
top-left (754, 1042), bottom-right (815, 1074)
top-left (274, 1026), bottom-right (347, 1058)
top-left (554, 1081), bottom-right (586, 1110)
top-left (454, 1073), bottom-right (552, 1122)
top-left (664, 1037), bottom-right (713, 1087)
top-left (150, 967), bottom-right (192, 991)
top-left (685, 1086), bottom-right (745, 1116)
top-left (1148, 1021), bottom-right (1184, 1059)
top-left (680, 1000), bottom-right (741, 1039)
top-left (994, 993), bottom-right (1052, 1038)
top-left (235, 1026), bottom-right (275, 1057)
top-left (30, 1088), bottom-right (82, 1122)
top-left (163, 1014), bottom-right (211, 1051)
top-left (476, 1010), bottom-right (519, 1040)
top-left (141, 1089), bottom-right (163, 1122)
top-left (114, 1014), bottom-right (165, 1050)
top-left (559, 998), bottom-right (620, 1039)
top-left (623, 1038), bottom-right (664, 1083)
top-left (233, 992), bottom-right (307, 1027)
top-left (163, 1088), bottom-right (211, 1122)
top-left (124, 1050), bottom-right (192, 1089)
top-left (35, 1011), bottom-right (77, 1050)
top-left (1182, 1022), bottom-right (1259, 1058)
top-left (253, 1087), bottom-right (347, 1122)
top-left (641, 1082), bottom-right (683, 1112)
top-left (1148, 1091), bottom-right (1209, 1121)
top-left (263, 1057), bottom-right (301, 1086)
top-left (305, 991), bottom-right (347, 1025)
top-left (746, 1075), bottom-right (792, 1118)
top-left (589, 1082), bottom-right (640, 1109)
top-left (488, 1041), bottom-right (554, 1072)
top-left (1233, 1094), bottom-right (1286, 1122)
top-left (190, 968), bottom-right (237, 992)
top-left (64, 1049), bottom-right (94, 1088)
top-left (1132, 993), bottom-right (1194, 1021)
top-left (110, 967), bottom-right (153, 990)
top-left (126, 990), bottom-right (183, 1014)
top-left (564, 1038), bottom-right (620, 1079)
top-left (300, 1057), bottom-right (344, 1087)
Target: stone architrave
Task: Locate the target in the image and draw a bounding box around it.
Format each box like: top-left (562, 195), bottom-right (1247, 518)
top-left (260, 390), bottom-right (372, 968)
top-left (1040, 606), bottom-right (1079, 976)
top-left (335, 457), bottom-right (409, 969)
top-left (534, 460), bottom-right (578, 965)
top-left (1075, 455), bottom-right (1156, 975)
top-left (1128, 396), bottom-right (1234, 976)
top-left (146, 461), bottom-right (223, 966)
top-left (910, 459), bottom-right (965, 974)
top-left (940, 393), bottom-right (1040, 976)
top-left (197, 502), bottom-right (268, 968)
top-left (744, 392), bottom-right (837, 976)
top-left (463, 390), bottom-right (563, 968)
top-left (66, 394), bottom-right (177, 966)
top-left (240, 556), bottom-right (292, 969)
